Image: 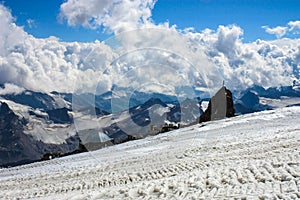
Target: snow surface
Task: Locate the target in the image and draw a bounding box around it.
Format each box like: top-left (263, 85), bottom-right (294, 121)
top-left (48, 93), bottom-right (71, 109)
top-left (201, 100), bottom-right (209, 112)
top-left (0, 107), bottom-right (300, 199)
top-left (260, 97), bottom-right (300, 108)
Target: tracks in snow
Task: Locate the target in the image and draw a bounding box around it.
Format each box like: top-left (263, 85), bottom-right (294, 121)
top-left (1, 131), bottom-right (299, 199)
top-left (0, 108), bottom-right (300, 199)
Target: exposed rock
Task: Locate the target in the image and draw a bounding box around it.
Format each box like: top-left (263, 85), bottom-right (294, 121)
top-left (0, 102), bottom-right (81, 167)
top-left (0, 102), bottom-right (40, 166)
top-left (47, 107), bottom-right (72, 124)
top-left (235, 91), bottom-right (260, 114)
top-left (198, 86), bottom-right (235, 123)
top-left (3, 91), bottom-right (58, 110)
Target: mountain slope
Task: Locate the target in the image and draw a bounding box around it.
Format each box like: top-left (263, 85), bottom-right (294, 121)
top-left (0, 102), bottom-right (81, 167)
top-left (0, 84), bottom-right (298, 167)
top-left (234, 85), bottom-right (300, 114)
top-left (0, 106), bottom-right (299, 199)
top-left (0, 88), bottom-right (199, 165)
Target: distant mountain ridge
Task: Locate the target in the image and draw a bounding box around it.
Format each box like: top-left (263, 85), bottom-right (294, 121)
top-left (234, 84), bottom-right (300, 114)
top-left (0, 84), bottom-right (299, 167)
top-left (0, 87), bottom-right (194, 166)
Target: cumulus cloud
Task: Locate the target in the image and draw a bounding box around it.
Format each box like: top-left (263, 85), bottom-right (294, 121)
top-left (215, 25), bottom-right (243, 57)
top-left (288, 20), bottom-right (300, 30)
top-left (0, 2), bottom-right (299, 97)
top-left (288, 20), bottom-right (300, 35)
top-left (262, 25), bottom-right (288, 38)
top-left (0, 4), bottom-right (115, 94)
top-left (59, 0), bottom-right (156, 34)
top-left (184, 25), bottom-right (300, 89)
top-left (263, 20), bottom-right (300, 38)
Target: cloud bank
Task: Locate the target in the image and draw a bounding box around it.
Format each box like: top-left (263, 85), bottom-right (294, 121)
top-left (0, 2), bottom-right (299, 96)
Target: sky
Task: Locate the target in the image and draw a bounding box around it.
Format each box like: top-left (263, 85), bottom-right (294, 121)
top-left (3, 0), bottom-right (300, 42)
top-left (0, 0), bottom-right (299, 96)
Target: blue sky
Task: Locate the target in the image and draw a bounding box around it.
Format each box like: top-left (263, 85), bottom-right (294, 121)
top-left (3, 0), bottom-right (300, 42)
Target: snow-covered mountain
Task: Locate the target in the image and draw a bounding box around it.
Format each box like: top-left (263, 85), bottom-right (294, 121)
top-left (234, 85), bottom-right (300, 114)
top-left (0, 84), bottom-right (299, 167)
top-left (0, 106), bottom-right (299, 199)
top-left (0, 100), bottom-right (80, 167)
top-left (0, 88), bottom-right (200, 166)
top-left (76, 96), bottom-right (203, 149)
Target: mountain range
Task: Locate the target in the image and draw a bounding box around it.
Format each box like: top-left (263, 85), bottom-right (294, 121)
top-left (0, 84), bottom-right (299, 167)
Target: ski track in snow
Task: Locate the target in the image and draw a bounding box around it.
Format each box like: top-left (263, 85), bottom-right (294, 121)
top-left (0, 107), bottom-right (300, 199)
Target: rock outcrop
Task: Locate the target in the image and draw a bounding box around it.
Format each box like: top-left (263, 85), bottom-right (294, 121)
top-left (199, 86), bottom-right (235, 123)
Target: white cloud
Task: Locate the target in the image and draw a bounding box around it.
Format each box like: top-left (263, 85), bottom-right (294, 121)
top-left (59, 0), bottom-right (156, 34)
top-left (185, 25), bottom-right (300, 89)
top-left (288, 20), bottom-right (300, 30)
top-left (215, 25), bottom-right (243, 57)
top-left (262, 20), bottom-right (300, 38)
top-left (262, 25), bottom-right (288, 38)
top-left (26, 19), bottom-right (36, 28)
top-left (0, 2), bottom-right (299, 97)
top-left (0, 4), bottom-right (115, 94)
top-left (288, 20), bottom-right (300, 35)
top-left (0, 83), bottom-right (25, 95)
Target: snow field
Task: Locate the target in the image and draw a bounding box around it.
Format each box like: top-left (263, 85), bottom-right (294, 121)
top-left (0, 107), bottom-right (299, 199)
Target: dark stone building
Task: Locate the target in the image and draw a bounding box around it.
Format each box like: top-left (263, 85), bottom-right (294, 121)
top-left (199, 86), bottom-right (235, 123)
